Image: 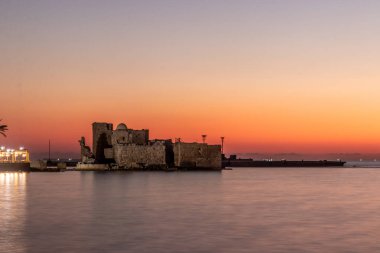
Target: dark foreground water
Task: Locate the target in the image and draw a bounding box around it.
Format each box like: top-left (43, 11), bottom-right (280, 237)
top-left (1, 168), bottom-right (380, 253)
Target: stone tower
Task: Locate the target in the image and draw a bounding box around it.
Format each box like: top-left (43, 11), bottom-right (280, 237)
top-left (92, 122), bottom-right (113, 163)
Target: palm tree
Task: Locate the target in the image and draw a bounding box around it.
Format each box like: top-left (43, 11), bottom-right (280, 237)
top-left (0, 119), bottom-right (8, 137)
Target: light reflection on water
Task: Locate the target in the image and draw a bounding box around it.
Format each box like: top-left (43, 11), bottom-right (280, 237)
top-left (0, 173), bottom-right (27, 253)
top-left (2, 168), bottom-right (380, 253)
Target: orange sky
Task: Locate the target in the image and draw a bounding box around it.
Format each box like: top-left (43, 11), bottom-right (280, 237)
top-left (1, 1), bottom-right (380, 157)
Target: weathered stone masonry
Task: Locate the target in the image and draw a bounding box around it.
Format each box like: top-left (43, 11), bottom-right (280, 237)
top-left (83, 122), bottom-right (221, 170)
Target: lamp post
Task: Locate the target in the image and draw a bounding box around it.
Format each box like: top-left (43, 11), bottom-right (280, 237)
top-left (201, 135), bottom-right (207, 144)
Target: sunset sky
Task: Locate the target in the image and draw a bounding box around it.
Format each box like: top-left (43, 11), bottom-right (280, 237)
top-left (1, 0), bottom-right (380, 157)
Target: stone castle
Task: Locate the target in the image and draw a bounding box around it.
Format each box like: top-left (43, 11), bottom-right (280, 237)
top-left (79, 122), bottom-right (222, 170)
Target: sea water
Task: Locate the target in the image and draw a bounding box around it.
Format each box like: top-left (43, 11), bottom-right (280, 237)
top-left (1, 168), bottom-right (380, 253)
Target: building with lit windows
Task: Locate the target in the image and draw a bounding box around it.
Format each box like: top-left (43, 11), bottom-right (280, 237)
top-left (0, 146), bottom-right (30, 171)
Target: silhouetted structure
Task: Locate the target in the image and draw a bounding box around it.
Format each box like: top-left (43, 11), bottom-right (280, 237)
top-left (222, 155), bottom-right (345, 167)
top-left (79, 122), bottom-right (222, 170)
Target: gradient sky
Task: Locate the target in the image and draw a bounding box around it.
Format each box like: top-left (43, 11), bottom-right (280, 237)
top-left (1, 0), bottom-right (380, 157)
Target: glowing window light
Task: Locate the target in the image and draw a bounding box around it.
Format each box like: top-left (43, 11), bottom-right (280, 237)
top-left (0, 147), bottom-right (30, 163)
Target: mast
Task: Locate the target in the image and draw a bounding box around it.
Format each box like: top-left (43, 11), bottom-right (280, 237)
top-left (48, 139), bottom-right (51, 161)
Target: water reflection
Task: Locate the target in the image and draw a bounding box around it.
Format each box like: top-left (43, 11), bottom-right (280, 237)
top-left (0, 173), bottom-right (27, 253)
top-left (4, 169), bottom-right (380, 253)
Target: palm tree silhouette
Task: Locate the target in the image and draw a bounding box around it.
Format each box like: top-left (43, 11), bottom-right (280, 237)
top-left (0, 119), bottom-right (8, 137)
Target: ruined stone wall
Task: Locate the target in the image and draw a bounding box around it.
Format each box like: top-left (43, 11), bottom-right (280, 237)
top-left (113, 143), bottom-right (166, 169)
top-left (173, 143), bottom-right (222, 169)
top-left (130, 129), bottom-right (149, 145)
top-left (87, 121), bottom-right (222, 170)
top-left (112, 129), bottom-right (130, 145)
top-left (104, 148), bottom-right (114, 159)
top-left (111, 128), bottom-right (148, 146)
top-left (150, 139), bottom-right (174, 166)
top-left (92, 122), bottom-right (113, 163)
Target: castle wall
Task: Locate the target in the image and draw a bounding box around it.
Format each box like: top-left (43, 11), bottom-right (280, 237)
top-left (113, 143), bottom-right (166, 169)
top-left (111, 129), bottom-right (148, 145)
top-left (90, 121), bottom-right (220, 170)
top-left (112, 129), bottom-right (130, 145)
top-left (92, 123), bottom-right (113, 163)
top-left (130, 129), bottom-right (149, 145)
top-left (150, 139), bottom-right (174, 167)
top-left (173, 143), bottom-right (222, 169)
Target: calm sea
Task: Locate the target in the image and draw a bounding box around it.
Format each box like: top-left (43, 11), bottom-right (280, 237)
top-left (1, 168), bottom-right (380, 253)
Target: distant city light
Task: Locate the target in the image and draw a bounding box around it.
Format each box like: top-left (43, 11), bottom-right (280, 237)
top-left (0, 146), bottom-right (30, 163)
